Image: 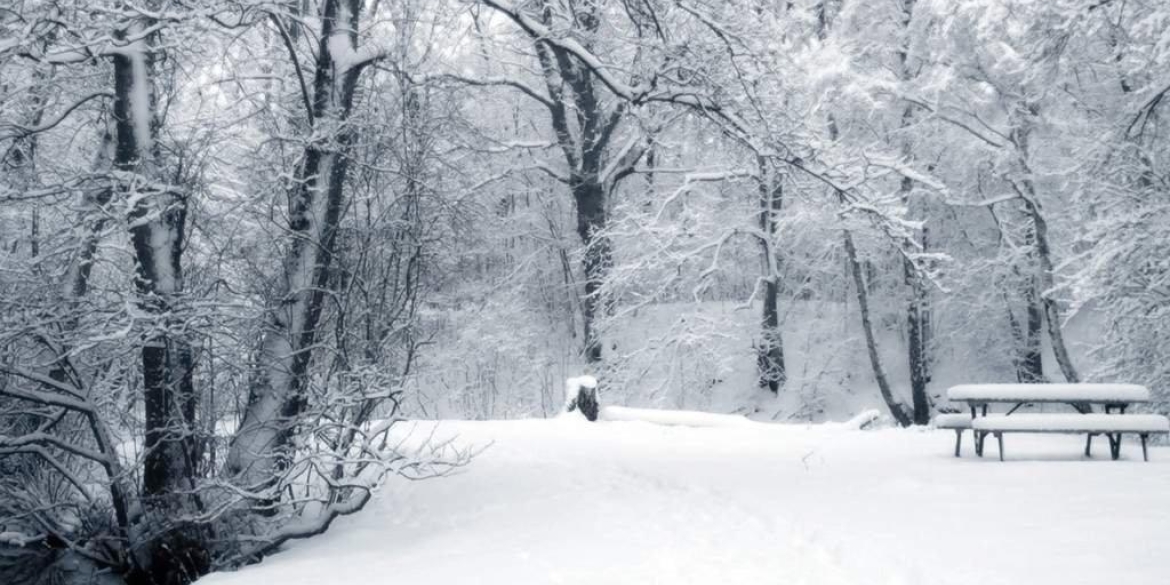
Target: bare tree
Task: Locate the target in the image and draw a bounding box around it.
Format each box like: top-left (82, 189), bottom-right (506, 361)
top-left (476, 0), bottom-right (654, 364)
top-left (225, 0), bottom-right (387, 495)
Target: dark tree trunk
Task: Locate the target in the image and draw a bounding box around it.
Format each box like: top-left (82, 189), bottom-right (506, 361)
top-left (904, 255), bottom-right (930, 424)
top-left (895, 0), bottom-right (930, 425)
top-left (1021, 275), bottom-right (1044, 383)
top-left (1025, 198), bottom-right (1079, 383)
top-left (111, 16), bottom-right (208, 583)
top-left (574, 179), bottom-right (611, 364)
top-left (1012, 102), bottom-right (1079, 384)
top-left (757, 157), bottom-right (786, 393)
top-left (226, 0), bottom-right (370, 494)
top-left (845, 232), bottom-right (912, 427)
top-left (114, 34), bottom-right (198, 503)
top-left (901, 174), bottom-right (930, 424)
top-left (758, 279), bottom-right (785, 393)
top-left (820, 6), bottom-right (907, 425)
top-left (525, 0), bottom-right (640, 366)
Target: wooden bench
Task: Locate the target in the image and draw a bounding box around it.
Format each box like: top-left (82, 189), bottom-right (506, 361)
top-left (973, 414), bottom-right (1170, 461)
top-left (943, 383), bottom-right (1169, 461)
top-left (933, 413), bottom-right (973, 457)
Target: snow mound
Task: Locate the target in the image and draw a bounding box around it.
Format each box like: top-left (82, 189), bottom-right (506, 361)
top-left (599, 406), bottom-right (880, 430)
top-left (933, 413), bottom-right (973, 429)
top-left (600, 405), bottom-right (755, 427)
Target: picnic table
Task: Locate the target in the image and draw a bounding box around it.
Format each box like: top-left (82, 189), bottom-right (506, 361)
top-left (935, 383), bottom-right (1169, 461)
top-left (949, 383), bottom-right (1149, 415)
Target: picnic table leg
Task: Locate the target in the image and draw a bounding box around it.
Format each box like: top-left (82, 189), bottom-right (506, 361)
top-left (995, 432), bottom-right (1004, 462)
top-left (1109, 433), bottom-right (1121, 461)
top-left (954, 430), bottom-right (962, 457)
top-left (1141, 434), bottom-right (1149, 462)
top-left (1084, 433), bottom-right (1093, 457)
top-left (975, 431), bottom-right (984, 457)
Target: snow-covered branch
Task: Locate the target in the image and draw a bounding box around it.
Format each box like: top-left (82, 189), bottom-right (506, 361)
top-left (419, 72), bottom-right (555, 110)
top-left (0, 91), bottom-right (113, 143)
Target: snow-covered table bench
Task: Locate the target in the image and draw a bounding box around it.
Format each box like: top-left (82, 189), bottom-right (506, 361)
top-left (973, 414), bottom-right (1169, 461)
top-left (949, 383), bottom-right (1150, 416)
top-left (943, 383), bottom-right (1167, 461)
top-left (933, 414), bottom-right (973, 457)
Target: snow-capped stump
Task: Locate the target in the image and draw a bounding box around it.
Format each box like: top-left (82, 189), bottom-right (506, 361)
top-left (564, 376), bottom-right (600, 421)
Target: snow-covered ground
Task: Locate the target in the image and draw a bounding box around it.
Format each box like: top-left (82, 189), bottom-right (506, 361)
top-left (199, 417), bottom-right (1170, 585)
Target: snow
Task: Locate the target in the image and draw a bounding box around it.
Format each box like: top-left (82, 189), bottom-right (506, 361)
top-left (600, 405), bottom-right (756, 427)
top-left (933, 413), bottom-right (973, 428)
top-left (125, 38), bottom-right (154, 157)
top-left (973, 414), bottom-right (1170, 433)
top-left (599, 406), bottom-right (879, 430)
top-left (564, 375), bottom-right (597, 394)
top-left (327, 33), bottom-right (356, 74)
top-left (326, 0), bottom-right (357, 74)
top-left (197, 417), bottom-right (1170, 585)
top-left (562, 375), bottom-right (598, 410)
top-left (0, 531), bottom-right (35, 547)
top-left (947, 383), bottom-right (1150, 403)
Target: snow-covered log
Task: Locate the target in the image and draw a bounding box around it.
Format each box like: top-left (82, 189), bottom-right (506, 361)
top-left (600, 406), bottom-right (754, 428)
top-left (599, 407), bottom-right (880, 430)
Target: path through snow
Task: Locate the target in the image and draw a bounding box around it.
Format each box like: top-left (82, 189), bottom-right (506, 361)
top-left (200, 418), bottom-right (1170, 584)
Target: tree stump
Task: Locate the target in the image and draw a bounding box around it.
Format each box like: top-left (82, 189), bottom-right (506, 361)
top-left (564, 376), bottom-right (600, 422)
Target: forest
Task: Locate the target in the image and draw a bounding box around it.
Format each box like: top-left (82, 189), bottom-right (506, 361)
top-left (1, 0), bottom-right (1168, 583)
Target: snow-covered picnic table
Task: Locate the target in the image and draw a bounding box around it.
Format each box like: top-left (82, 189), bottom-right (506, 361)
top-left (936, 383), bottom-right (1168, 461)
top-left (948, 383), bottom-right (1150, 414)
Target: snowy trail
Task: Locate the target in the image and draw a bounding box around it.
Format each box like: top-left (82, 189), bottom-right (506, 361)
top-left (200, 419), bottom-right (1170, 585)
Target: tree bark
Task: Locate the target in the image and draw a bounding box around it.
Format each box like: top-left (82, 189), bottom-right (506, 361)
top-left (818, 4), bottom-right (908, 424)
top-left (574, 179), bottom-right (611, 363)
top-left (1021, 269), bottom-right (1045, 383)
top-left (525, 0), bottom-right (637, 365)
top-left (1025, 198), bottom-right (1079, 383)
top-left (904, 252), bottom-right (930, 422)
top-left (110, 14), bottom-right (208, 583)
top-left (225, 0), bottom-right (369, 494)
top-left (845, 231), bottom-right (912, 427)
top-left (1012, 102), bottom-right (1079, 383)
top-left (756, 156), bottom-right (786, 393)
top-left (894, 0), bottom-right (931, 425)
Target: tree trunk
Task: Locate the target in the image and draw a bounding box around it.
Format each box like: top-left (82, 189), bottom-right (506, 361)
top-left (904, 254), bottom-right (930, 423)
top-left (1012, 102), bottom-right (1079, 383)
top-left (894, 0), bottom-right (931, 424)
top-left (526, 0), bottom-right (637, 366)
top-left (225, 0), bottom-right (368, 495)
top-left (900, 166), bottom-right (931, 422)
top-left (1021, 273), bottom-right (1045, 382)
top-left (1026, 199), bottom-right (1079, 383)
top-left (756, 156), bottom-right (786, 393)
top-left (111, 16), bottom-right (208, 583)
top-left (574, 178), bottom-right (611, 364)
top-left (819, 5), bottom-right (906, 424)
top-left (845, 231), bottom-right (911, 427)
